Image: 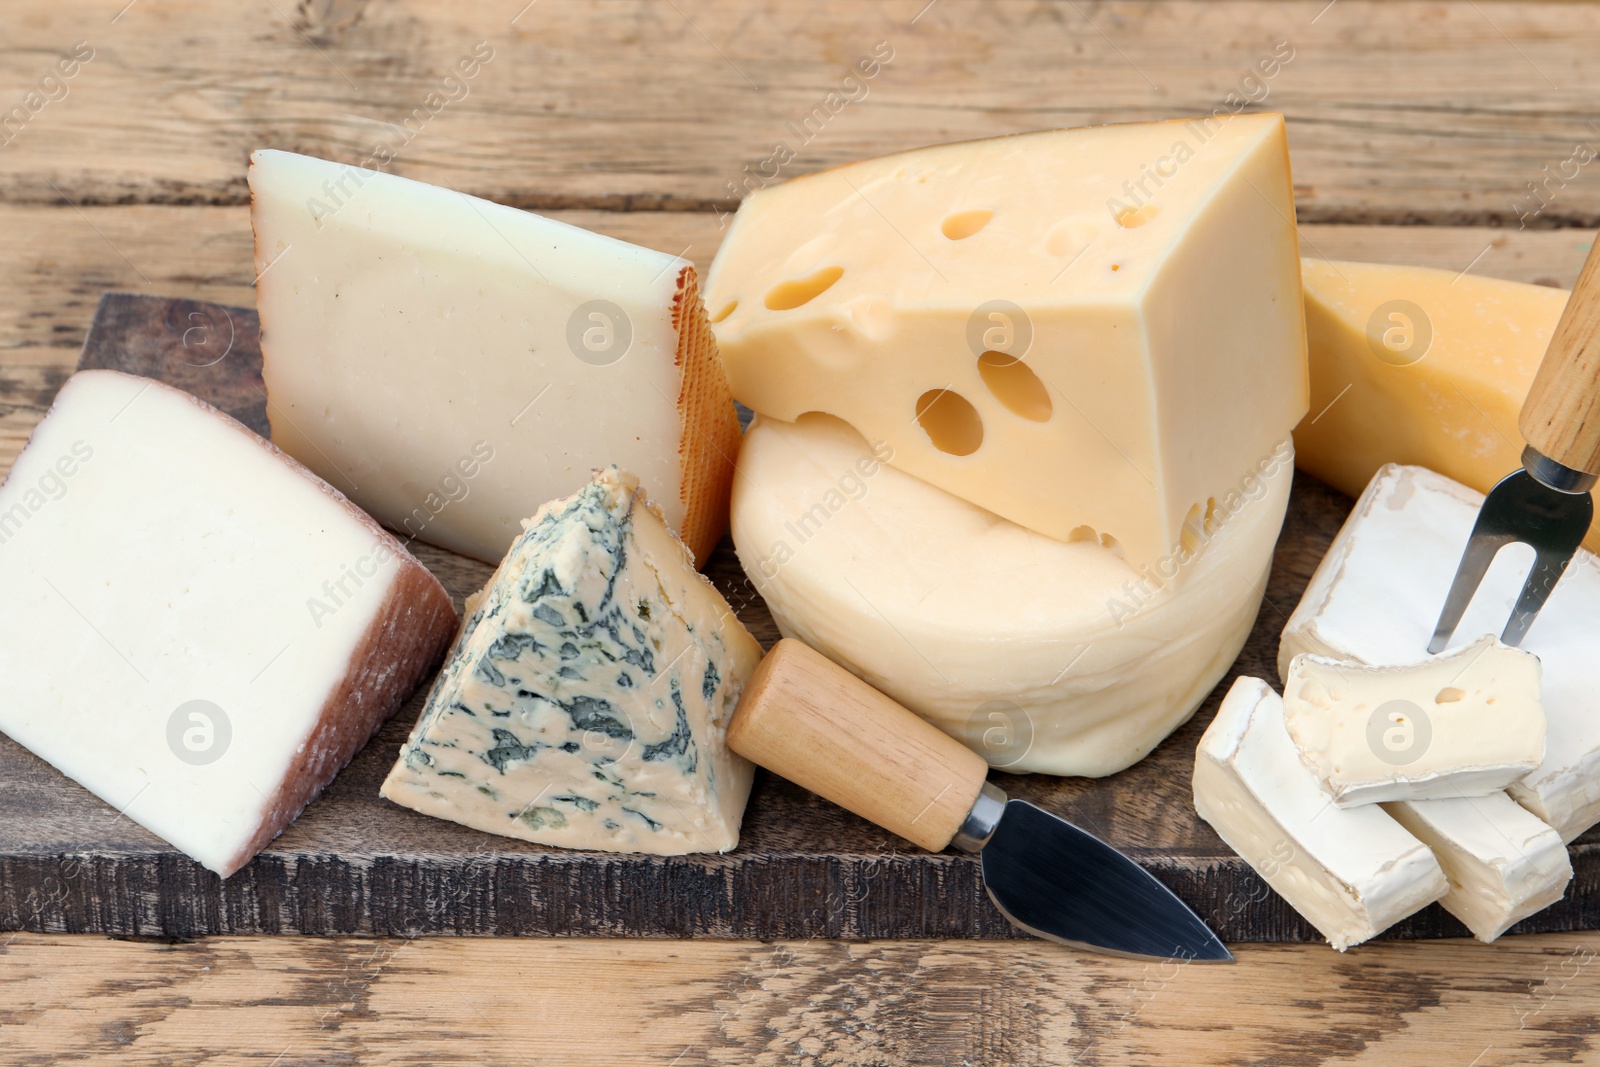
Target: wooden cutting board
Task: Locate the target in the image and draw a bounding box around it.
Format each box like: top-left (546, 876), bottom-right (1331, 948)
top-left (2, 291), bottom-right (1595, 942)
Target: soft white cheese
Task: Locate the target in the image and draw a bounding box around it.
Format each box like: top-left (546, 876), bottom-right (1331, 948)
top-left (1384, 792), bottom-right (1571, 942)
top-left (1281, 464), bottom-right (1600, 841)
top-left (1282, 637), bottom-right (1545, 806)
top-left (0, 370), bottom-right (456, 875)
top-left (1194, 676), bottom-right (1447, 951)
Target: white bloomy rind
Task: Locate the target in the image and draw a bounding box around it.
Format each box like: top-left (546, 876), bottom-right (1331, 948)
top-left (1194, 676), bottom-right (1447, 951)
top-left (1281, 463), bottom-right (1600, 842)
top-left (0, 370), bottom-right (457, 876)
top-left (1282, 636), bottom-right (1545, 806)
top-left (1384, 792), bottom-right (1571, 943)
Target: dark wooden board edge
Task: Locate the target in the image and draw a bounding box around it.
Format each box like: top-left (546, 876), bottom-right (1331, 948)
top-left (0, 290), bottom-right (1594, 943)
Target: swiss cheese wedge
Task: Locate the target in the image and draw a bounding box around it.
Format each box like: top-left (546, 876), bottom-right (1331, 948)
top-left (707, 116), bottom-right (1307, 569)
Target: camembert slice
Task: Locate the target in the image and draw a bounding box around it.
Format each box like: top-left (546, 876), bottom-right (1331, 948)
top-left (1194, 676), bottom-right (1447, 951)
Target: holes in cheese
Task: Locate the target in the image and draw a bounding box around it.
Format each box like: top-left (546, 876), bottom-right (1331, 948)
top-left (976, 350), bottom-right (1052, 422)
top-left (1044, 217), bottom-right (1097, 258)
top-left (731, 413), bottom-right (1294, 776)
top-left (941, 209), bottom-right (994, 240)
top-left (710, 300), bottom-right (739, 323)
top-left (914, 388), bottom-right (984, 456)
top-left (764, 266), bottom-right (845, 311)
top-left (1115, 204), bottom-right (1159, 228)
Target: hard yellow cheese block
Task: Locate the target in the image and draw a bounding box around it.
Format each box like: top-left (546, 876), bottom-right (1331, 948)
top-left (1295, 258), bottom-right (1594, 548)
top-left (707, 116), bottom-right (1307, 570)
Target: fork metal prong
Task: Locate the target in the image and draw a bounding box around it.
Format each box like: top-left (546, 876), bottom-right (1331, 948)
top-left (1428, 531), bottom-right (1515, 654)
top-left (1503, 548), bottom-right (1578, 647)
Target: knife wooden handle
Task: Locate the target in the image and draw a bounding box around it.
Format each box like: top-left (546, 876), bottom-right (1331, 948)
top-left (1521, 233), bottom-right (1600, 477)
top-left (727, 638), bottom-right (989, 853)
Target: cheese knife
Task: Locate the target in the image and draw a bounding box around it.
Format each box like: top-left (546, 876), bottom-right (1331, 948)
top-left (728, 638), bottom-right (1232, 962)
top-left (1429, 235), bottom-right (1600, 653)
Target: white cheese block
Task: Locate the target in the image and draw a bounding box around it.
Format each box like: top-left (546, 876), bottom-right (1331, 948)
top-left (1384, 793), bottom-right (1571, 942)
top-left (1281, 464), bottom-right (1600, 841)
top-left (381, 467), bottom-right (763, 854)
top-left (249, 149), bottom-right (740, 567)
top-left (1282, 637), bottom-right (1545, 806)
top-left (1194, 677), bottom-right (1448, 951)
top-left (730, 412), bottom-right (1291, 777)
top-left (707, 115), bottom-right (1307, 570)
top-left (0, 370), bottom-right (458, 876)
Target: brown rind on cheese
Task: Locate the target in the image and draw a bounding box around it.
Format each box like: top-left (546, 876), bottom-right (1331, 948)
top-left (671, 264), bottom-right (741, 567)
top-left (223, 560), bottom-right (457, 875)
top-left (140, 373), bottom-right (457, 877)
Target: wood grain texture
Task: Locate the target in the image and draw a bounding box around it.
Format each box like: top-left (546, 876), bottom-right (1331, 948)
top-left (5, 930), bottom-right (1600, 1066)
top-left (1, 292), bottom-right (1597, 942)
top-left (1522, 235), bottom-right (1600, 473)
top-left (6, 2), bottom-right (1600, 227)
top-left (729, 639), bottom-right (991, 853)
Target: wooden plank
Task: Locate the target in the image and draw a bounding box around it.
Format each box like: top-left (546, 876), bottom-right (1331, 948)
top-left (1, 291), bottom-right (1596, 941)
top-left (3, 931), bottom-right (1600, 1065)
top-left (3, 2), bottom-right (1600, 224)
top-left (0, 198), bottom-right (1594, 384)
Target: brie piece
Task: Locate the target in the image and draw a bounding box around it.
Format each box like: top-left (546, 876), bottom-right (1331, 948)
top-left (0, 370), bottom-right (457, 875)
top-left (1282, 637), bottom-right (1545, 806)
top-left (1194, 676), bottom-right (1447, 951)
top-left (1281, 464), bottom-right (1600, 841)
top-left (1384, 793), bottom-right (1571, 942)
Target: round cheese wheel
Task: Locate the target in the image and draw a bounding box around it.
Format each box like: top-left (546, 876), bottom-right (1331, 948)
top-left (730, 413), bottom-right (1292, 776)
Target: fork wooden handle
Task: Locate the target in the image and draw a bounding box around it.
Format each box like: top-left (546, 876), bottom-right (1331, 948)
top-left (1521, 234), bottom-right (1600, 477)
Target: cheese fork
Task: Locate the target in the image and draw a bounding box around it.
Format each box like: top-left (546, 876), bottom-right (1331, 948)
top-left (1429, 236), bottom-right (1600, 654)
top-left (728, 638), bottom-right (1232, 962)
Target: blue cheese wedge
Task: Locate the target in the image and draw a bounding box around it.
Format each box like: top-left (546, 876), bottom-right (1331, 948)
top-left (1194, 676), bottom-right (1447, 951)
top-left (380, 467), bottom-right (763, 854)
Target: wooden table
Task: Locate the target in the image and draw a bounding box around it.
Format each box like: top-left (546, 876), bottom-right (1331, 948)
top-left (5, 1), bottom-right (1600, 1063)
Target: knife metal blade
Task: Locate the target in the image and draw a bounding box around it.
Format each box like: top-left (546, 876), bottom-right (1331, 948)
top-left (955, 783), bottom-right (1232, 961)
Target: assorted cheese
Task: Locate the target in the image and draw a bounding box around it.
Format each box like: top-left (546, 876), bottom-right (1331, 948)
top-left (0, 370), bottom-right (457, 875)
top-left (1193, 677), bottom-right (1448, 951)
top-left (729, 412), bottom-right (1292, 776)
top-left (1281, 637), bottom-right (1546, 806)
top-left (381, 468), bottom-right (763, 854)
top-left (5, 124), bottom-right (1589, 948)
top-left (249, 150), bottom-right (740, 567)
top-left (1384, 793), bottom-right (1572, 943)
top-left (1294, 260), bottom-right (1597, 550)
top-left (1281, 464), bottom-right (1600, 842)
top-left (706, 116), bottom-right (1308, 570)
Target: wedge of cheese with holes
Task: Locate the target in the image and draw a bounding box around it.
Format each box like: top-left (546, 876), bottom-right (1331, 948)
top-left (1384, 793), bottom-right (1571, 942)
top-left (1194, 676), bottom-right (1448, 951)
top-left (1281, 464), bottom-right (1600, 842)
top-left (730, 412), bottom-right (1291, 776)
top-left (0, 370), bottom-right (457, 876)
top-left (706, 115), bottom-right (1307, 569)
top-left (381, 467), bottom-right (762, 854)
top-left (1281, 637), bottom-right (1546, 806)
top-left (1295, 259), bottom-right (1598, 552)
top-left (249, 149), bottom-right (739, 567)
